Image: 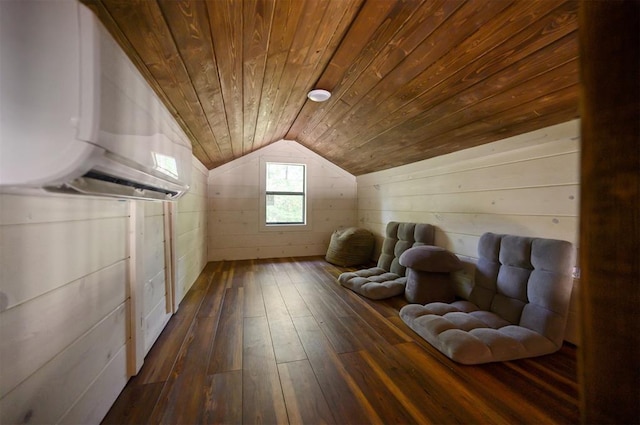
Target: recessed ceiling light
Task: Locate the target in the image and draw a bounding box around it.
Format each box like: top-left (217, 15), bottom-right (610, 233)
top-left (307, 89), bottom-right (331, 102)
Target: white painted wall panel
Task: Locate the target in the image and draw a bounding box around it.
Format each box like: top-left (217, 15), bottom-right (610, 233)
top-left (175, 157), bottom-right (208, 303)
top-left (356, 120), bottom-right (581, 343)
top-left (0, 303), bottom-right (126, 424)
top-left (0, 193), bottom-right (130, 425)
top-left (207, 140), bottom-right (357, 261)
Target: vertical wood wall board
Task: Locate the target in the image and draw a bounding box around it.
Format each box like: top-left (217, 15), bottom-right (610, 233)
top-left (0, 217), bottom-right (127, 310)
top-left (0, 194), bottom-right (129, 225)
top-left (144, 297), bottom-right (172, 354)
top-left (58, 344), bottom-right (128, 425)
top-left (173, 157), bottom-right (208, 301)
top-left (0, 260), bottom-right (127, 398)
top-left (127, 202), bottom-right (145, 375)
top-left (143, 201), bottom-right (164, 217)
top-left (0, 303), bottom-right (126, 424)
top-left (143, 269), bottom-right (166, 320)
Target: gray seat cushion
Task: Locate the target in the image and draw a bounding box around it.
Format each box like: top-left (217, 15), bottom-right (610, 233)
top-left (400, 232), bottom-right (574, 364)
top-left (338, 222), bottom-right (434, 299)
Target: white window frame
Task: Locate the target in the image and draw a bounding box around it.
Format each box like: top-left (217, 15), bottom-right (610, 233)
top-left (259, 157), bottom-right (312, 232)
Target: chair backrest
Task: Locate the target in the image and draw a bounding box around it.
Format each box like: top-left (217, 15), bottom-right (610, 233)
top-left (377, 222), bottom-right (435, 276)
top-left (468, 232), bottom-right (574, 346)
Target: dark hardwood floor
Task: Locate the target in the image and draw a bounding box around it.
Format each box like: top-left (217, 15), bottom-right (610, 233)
top-left (103, 256), bottom-right (579, 424)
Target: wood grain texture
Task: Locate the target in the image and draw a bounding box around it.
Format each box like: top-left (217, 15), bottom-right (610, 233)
top-left (102, 257), bottom-right (580, 424)
top-left (578, 1), bottom-right (640, 423)
top-left (85, 0), bottom-right (579, 176)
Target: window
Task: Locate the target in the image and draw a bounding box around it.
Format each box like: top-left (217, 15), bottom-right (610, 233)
top-left (265, 162), bottom-right (306, 225)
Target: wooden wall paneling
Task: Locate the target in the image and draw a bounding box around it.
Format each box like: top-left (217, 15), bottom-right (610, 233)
top-left (206, 0), bottom-right (244, 157)
top-left (242, 0), bottom-right (276, 153)
top-left (251, 0), bottom-right (307, 149)
top-left (0, 217), bottom-right (127, 310)
top-left (356, 121), bottom-right (581, 343)
top-left (579, 1), bottom-right (640, 422)
top-left (358, 185), bottom-right (579, 217)
top-left (296, 0), bottom-right (465, 142)
top-left (157, 0), bottom-right (233, 161)
top-left (343, 84), bottom-right (580, 174)
top-left (143, 270), bottom-right (167, 324)
top-left (258, 0), bottom-right (333, 147)
top-left (355, 120), bottom-right (580, 186)
top-left (207, 140), bottom-right (356, 261)
top-left (0, 303), bottom-right (126, 424)
top-left (144, 215), bottom-right (165, 281)
top-left (311, 1), bottom-right (576, 153)
top-left (0, 260), bottom-right (127, 398)
top-left (127, 201), bottom-right (145, 375)
top-left (336, 57), bottom-right (578, 172)
top-left (163, 202), bottom-right (176, 314)
top-left (266, 0), bottom-right (363, 145)
top-left (357, 153), bottom-right (579, 199)
top-left (0, 193), bottom-right (128, 225)
top-left (58, 344), bottom-right (129, 425)
top-left (285, 0), bottom-right (398, 140)
top-left (144, 289), bottom-right (172, 354)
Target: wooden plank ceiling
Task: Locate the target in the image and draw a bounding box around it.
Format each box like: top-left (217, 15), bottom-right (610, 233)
top-left (83, 0), bottom-right (579, 175)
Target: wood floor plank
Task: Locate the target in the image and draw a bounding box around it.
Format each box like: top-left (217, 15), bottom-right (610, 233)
top-left (278, 360), bottom-right (337, 425)
top-left (208, 288), bottom-right (244, 374)
top-left (243, 271), bottom-right (266, 318)
top-left (243, 316), bottom-right (288, 423)
top-left (197, 272), bottom-right (227, 318)
top-left (261, 283), bottom-right (307, 364)
top-left (277, 280), bottom-right (312, 318)
top-left (292, 315), bottom-right (383, 425)
top-left (102, 257), bottom-right (580, 425)
top-left (100, 381), bottom-right (164, 425)
top-left (339, 351), bottom-right (418, 424)
top-left (133, 266), bottom-right (213, 385)
top-left (204, 371), bottom-right (242, 425)
top-left (148, 317), bottom-right (218, 425)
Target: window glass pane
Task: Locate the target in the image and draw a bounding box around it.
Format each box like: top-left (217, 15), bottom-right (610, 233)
top-left (266, 194), bottom-right (304, 224)
top-left (266, 163), bottom-right (304, 192)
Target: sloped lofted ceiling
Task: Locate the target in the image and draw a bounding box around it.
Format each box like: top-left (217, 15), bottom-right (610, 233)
top-left (83, 0), bottom-right (580, 176)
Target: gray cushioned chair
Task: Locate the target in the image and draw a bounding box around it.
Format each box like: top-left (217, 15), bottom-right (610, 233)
top-left (400, 232), bottom-right (574, 364)
top-left (338, 222), bottom-right (435, 299)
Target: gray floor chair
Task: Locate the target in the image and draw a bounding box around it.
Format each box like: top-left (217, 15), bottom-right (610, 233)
top-left (338, 222), bottom-right (435, 299)
top-left (400, 232), bottom-right (575, 364)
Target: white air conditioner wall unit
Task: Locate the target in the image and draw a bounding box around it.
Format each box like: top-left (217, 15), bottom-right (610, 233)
top-left (0, 0), bottom-right (192, 201)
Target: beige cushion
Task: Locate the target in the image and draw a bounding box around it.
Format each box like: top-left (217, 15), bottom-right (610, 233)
top-left (325, 227), bottom-right (374, 267)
